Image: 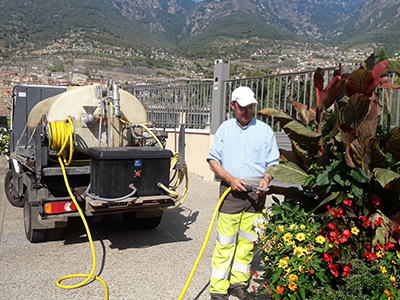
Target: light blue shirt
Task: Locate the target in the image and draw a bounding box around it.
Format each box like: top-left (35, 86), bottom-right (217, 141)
top-left (207, 117), bottom-right (280, 179)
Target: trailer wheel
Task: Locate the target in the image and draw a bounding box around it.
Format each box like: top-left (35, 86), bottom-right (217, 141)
top-left (24, 197), bottom-right (46, 243)
top-left (122, 211), bottom-right (162, 230)
top-left (5, 170), bottom-right (24, 207)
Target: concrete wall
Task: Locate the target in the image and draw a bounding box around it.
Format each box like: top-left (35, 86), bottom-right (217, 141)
top-left (165, 129), bottom-right (215, 182)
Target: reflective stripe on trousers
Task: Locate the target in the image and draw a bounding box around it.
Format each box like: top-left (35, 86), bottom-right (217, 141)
top-left (210, 211), bottom-right (260, 295)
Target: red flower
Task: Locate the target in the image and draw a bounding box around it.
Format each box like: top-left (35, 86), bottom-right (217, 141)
top-left (364, 251), bottom-right (377, 261)
top-left (322, 252), bottom-right (332, 262)
top-left (328, 262), bottom-right (339, 277)
top-left (328, 223), bottom-right (336, 230)
top-left (374, 217), bottom-right (384, 227)
top-left (343, 199), bottom-right (352, 206)
top-left (342, 263), bottom-right (351, 277)
top-left (339, 236), bottom-right (348, 244)
top-left (360, 215), bottom-right (367, 221)
top-left (336, 207), bottom-right (344, 218)
top-left (384, 243), bottom-right (395, 251)
top-left (342, 229), bottom-right (352, 238)
top-left (363, 219), bottom-right (370, 227)
top-left (372, 196), bottom-right (380, 205)
top-left (329, 230), bottom-right (340, 244)
top-left (310, 269), bottom-right (315, 274)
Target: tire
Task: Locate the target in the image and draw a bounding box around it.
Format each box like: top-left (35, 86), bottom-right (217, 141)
top-left (5, 170), bottom-right (24, 207)
top-left (122, 211), bottom-right (162, 230)
top-left (46, 228), bottom-right (64, 241)
top-left (23, 196), bottom-right (46, 243)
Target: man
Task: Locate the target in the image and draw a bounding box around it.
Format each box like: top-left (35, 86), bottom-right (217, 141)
top-left (206, 86), bottom-right (280, 300)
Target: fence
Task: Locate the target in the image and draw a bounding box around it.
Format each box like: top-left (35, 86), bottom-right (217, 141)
top-left (125, 80), bottom-right (213, 130)
top-left (126, 67), bottom-right (400, 132)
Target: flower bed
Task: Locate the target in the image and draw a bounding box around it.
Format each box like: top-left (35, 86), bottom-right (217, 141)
top-left (255, 60), bottom-right (400, 299)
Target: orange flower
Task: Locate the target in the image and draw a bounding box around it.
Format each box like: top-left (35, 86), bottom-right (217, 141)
top-left (288, 282), bottom-right (297, 291)
top-left (276, 286), bottom-right (284, 294)
top-left (384, 290), bottom-right (393, 296)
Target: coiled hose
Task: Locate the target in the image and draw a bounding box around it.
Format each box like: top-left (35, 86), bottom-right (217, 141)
top-left (49, 119), bottom-right (109, 300)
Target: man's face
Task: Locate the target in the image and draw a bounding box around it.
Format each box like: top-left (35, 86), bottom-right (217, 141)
top-left (230, 101), bottom-right (254, 127)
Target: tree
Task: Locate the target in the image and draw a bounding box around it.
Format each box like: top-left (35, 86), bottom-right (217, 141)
top-left (375, 47), bottom-right (389, 64)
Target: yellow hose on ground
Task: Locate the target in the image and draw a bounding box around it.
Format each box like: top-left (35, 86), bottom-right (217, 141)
top-left (177, 187), bottom-right (232, 300)
top-left (50, 120), bottom-right (108, 300)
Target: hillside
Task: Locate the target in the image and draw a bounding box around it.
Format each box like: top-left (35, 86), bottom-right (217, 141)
top-left (325, 0), bottom-right (400, 55)
top-left (0, 0), bottom-right (171, 53)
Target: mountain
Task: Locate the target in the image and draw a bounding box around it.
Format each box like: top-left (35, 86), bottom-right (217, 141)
top-left (0, 0), bottom-right (399, 62)
top-left (180, 0), bottom-right (367, 39)
top-left (0, 0), bottom-right (171, 52)
top-left (104, 0), bottom-right (198, 42)
top-left (325, 0), bottom-right (400, 55)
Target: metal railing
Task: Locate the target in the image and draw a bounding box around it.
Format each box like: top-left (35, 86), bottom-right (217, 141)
top-left (126, 80), bottom-right (213, 130)
top-left (126, 67), bottom-right (400, 132)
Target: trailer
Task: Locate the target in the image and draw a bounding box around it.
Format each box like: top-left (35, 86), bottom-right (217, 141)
top-left (5, 82), bottom-right (185, 242)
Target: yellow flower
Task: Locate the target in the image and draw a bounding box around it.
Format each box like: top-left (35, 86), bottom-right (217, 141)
top-left (278, 258), bottom-right (288, 268)
top-left (300, 225), bottom-right (306, 229)
top-left (351, 227), bottom-right (360, 235)
top-left (288, 282), bottom-right (297, 291)
top-left (289, 274), bottom-right (298, 282)
top-left (289, 224), bottom-right (296, 230)
top-left (269, 212), bottom-right (274, 217)
top-left (298, 265), bottom-right (305, 273)
top-left (264, 255), bottom-right (269, 261)
top-left (278, 225), bottom-right (285, 233)
top-left (294, 246), bottom-right (306, 258)
top-left (287, 240), bottom-right (295, 247)
top-left (283, 233), bottom-right (293, 241)
top-left (380, 266), bottom-right (387, 273)
top-left (390, 275), bottom-right (396, 282)
top-left (296, 233), bottom-right (305, 241)
top-left (316, 236), bottom-right (326, 244)
top-left (376, 251), bottom-right (384, 258)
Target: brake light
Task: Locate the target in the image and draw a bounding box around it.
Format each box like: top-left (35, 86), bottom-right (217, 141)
top-left (44, 201), bottom-right (77, 214)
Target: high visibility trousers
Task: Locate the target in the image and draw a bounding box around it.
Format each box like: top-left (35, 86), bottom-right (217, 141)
top-left (210, 211), bottom-right (260, 295)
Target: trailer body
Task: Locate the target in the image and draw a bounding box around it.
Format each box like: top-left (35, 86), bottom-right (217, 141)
top-left (5, 83), bottom-right (177, 242)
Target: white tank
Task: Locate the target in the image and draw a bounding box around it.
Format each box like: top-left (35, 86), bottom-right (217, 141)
top-left (27, 85), bottom-right (148, 153)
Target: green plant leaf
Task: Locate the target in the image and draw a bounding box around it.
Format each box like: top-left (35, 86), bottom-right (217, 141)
top-left (267, 162), bottom-right (308, 185)
top-left (351, 168), bottom-right (369, 183)
top-left (298, 288), bottom-right (306, 300)
top-left (373, 167), bottom-right (400, 188)
top-left (257, 107), bottom-right (293, 126)
top-left (315, 168), bottom-right (333, 186)
top-left (385, 126), bottom-right (400, 161)
top-left (351, 183), bottom-right (364, 197)
top-left (316, 191), bottom-right (340, 209)
top-left (283, 120), bottom-right (322, 145)
top-left (333, 173), bottom-right (344, 186)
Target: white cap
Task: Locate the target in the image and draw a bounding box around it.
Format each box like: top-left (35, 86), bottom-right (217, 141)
top-left (231, 86), bottom-right (257, 107)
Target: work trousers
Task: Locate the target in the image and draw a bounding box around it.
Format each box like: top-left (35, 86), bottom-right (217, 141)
top-left (210, 211), bottom-right (261, 295)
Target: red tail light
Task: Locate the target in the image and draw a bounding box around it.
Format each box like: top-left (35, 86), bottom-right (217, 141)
top-left (44, 201), bottom-right (77, 214)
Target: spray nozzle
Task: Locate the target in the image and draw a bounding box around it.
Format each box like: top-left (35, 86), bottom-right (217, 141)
top-left (243, 185), bottom-right (270, 193)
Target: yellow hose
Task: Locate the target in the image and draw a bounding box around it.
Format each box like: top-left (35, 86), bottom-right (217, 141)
top-left (177, 187), bottom-right (231, 300)
top-left (50, 120), bottom-right (108, 300)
